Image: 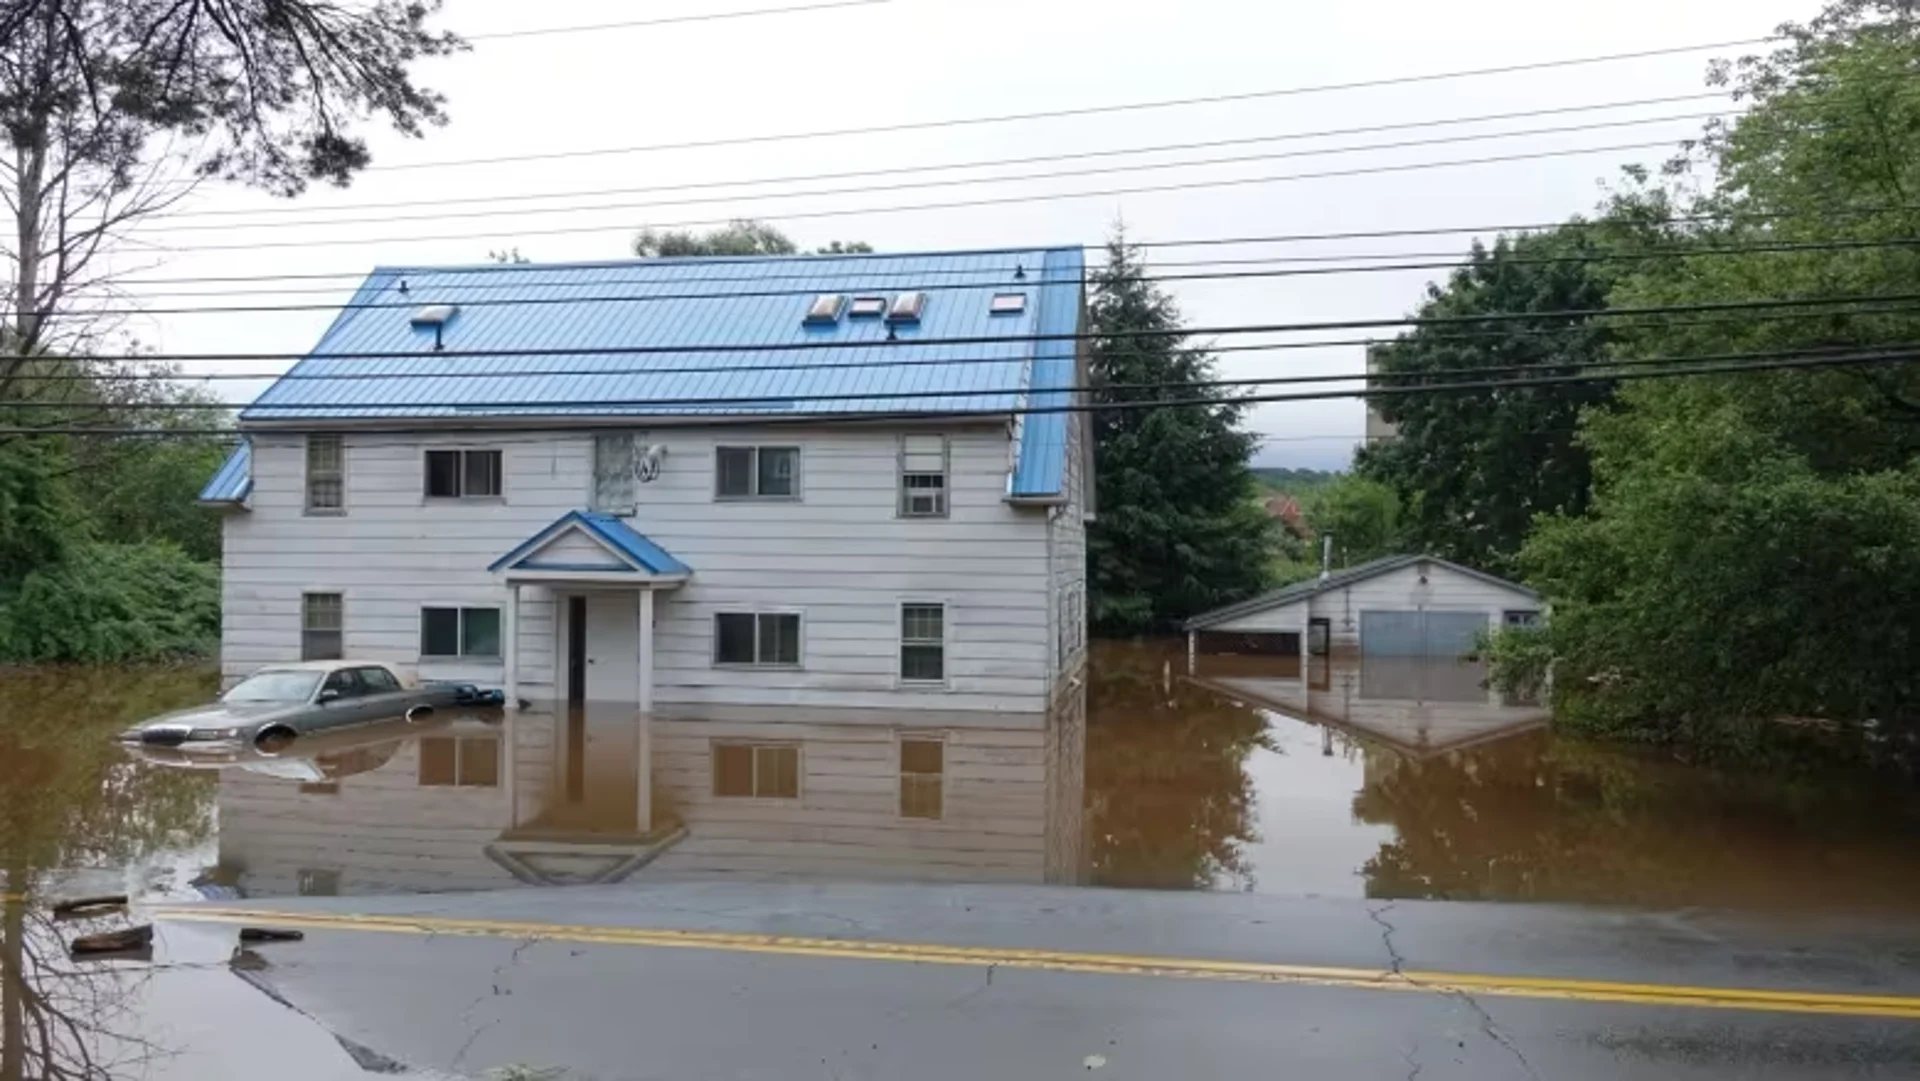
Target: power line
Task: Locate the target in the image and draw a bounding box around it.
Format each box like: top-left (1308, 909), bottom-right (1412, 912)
top-left (465, 1), bottom-right (890, 41)
top-left (9, 344), bottom-right (1915, 437)
top-left (148, 100), bottom-right (1736, 226)
top-left (46, 236), bottom-right (1920, 319)
top-left (116, 139), bottom-right (1699, 254)
top-left (15, 343), bottom-right (1913, 411)
top-left (26, 290), bottom-right (1920, 365)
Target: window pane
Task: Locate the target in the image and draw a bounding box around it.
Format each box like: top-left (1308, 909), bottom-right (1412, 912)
top-left (901, 775), bottom-right (943, 820)
top-left (306, 477), bottom-right (343, 511)
top-left (419, 738), bottom-right (457, 786)
top-left (713, 744), bottom-right (754, 796)
top-left (303, 594), bottom-right (343, 630)
top-left (307, 435), bottom-right (341, 471)
top-left (901, 644), bottom-right (945, 682)
top-left (460, 739), bottom-right (500, 787)
top-left (306, 437), bottom-right (343, 511)
top-left (462, 608), bottom-right (502, 657)
top-left (357, 667), bottom-right (401, 694)
top-left (757, 745), bottom-right (799, 799)
top-left (425, 450), bottom-right (462, 497)
top-left (321, 669), bottom-right (363, 699)
top-left (900, 739), bottom-right (943, 776)
top-left (302, 630), bottom-right (342, 662)
top-left (464, 450), bottom-right (502, 497)
top-left (714, 613), bottom-right (756, 664)
top-left (758, 447), bottom-right (798, 497)
top-left (716, 447), bottom-right (754, 497)
top-left (421, 608), bottom-right (461, 656)
top-left (759, 614), bottom-right (800, 665)
top-left (902, 604), bottom-right (943, 642)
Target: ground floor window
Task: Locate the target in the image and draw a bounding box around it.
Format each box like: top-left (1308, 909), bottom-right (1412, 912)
top-left (420, 606), bottom-right (503, 659)
top-left (418, 737), bottom-right (500, 788)
top-left (302, 593), bottom-right (343, 660)
top-left (712, 742), bottom-right (799, 799)
top-left (713, 612), bottom-right (801, 666)
top-left (899, 737), bottom-right (944, 820)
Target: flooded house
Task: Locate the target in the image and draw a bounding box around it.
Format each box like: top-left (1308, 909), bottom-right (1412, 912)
top-left (195, 249), bottom-right (1092, 840)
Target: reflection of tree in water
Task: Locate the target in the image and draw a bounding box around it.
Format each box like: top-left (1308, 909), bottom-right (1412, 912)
top-left (1, 667), bottom-right (218, 1080)
top-left (1355, 731), bottom-right (1920, 910)
top-left (1085, 642), bottom-right (1271, 890)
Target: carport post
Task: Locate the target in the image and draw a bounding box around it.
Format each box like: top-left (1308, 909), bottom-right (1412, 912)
top-left (1186, 630), bottom-right (1196, 674)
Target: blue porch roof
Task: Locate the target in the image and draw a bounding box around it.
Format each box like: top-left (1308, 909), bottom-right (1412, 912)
top-left (197, 440), bottom-right (252, 505)
top-left (489, 511), bottom-right (691, 577)
top-left (236, 247), bottom-right (1086, 497)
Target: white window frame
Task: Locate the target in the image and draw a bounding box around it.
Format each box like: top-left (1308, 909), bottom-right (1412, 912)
top-left (898, 600), bottom-right (949, 688)
top-left (711, 610), bottom-right (804, 668)
top-left (896, 731), bottom-right (946, 821)
top-left (423, 447), bottom-right (505, 501)
top-left (714, 445), bottom-right (802, 501)
top-left (419, 605), bottom-right (505, 660)
top-left (710, 741), bottom-right (803, 801)
top-left (1502, 609), bottom-right (1543, 629)
top-left (304, 434), bottom-right (344, 515)
top-left (301, 592), bottom-right (343, 661)
top-left (897, 434), bottom-right (950, 518)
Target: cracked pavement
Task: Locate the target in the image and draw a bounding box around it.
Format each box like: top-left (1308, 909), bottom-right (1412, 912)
top-left (144, 881), bottom-right (1920, 1080)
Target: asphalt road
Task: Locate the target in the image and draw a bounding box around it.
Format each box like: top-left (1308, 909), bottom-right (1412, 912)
top-left (145, 881), bottom-right (1920, 1080)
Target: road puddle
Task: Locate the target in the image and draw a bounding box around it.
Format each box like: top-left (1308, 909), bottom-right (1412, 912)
top-left (5, 642), bottom-right (1920, 914)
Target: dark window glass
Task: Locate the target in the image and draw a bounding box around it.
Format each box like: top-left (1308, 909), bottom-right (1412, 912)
top-left (464, 450), bottom-right (502, 497)
top-left (716, 447), bottom-right (754, 497)
top-left (419, 738), bottom-right (457, 786)
top-left (320, 668), bottom-right (364, 699)
top-left (302, 593), bottom-right (343, 661)
top-left (715, 613), bottom-right (756, 664)
top-left (425, 450), bottom-right (462, 497)
top-left (462, 609), bottom-right (502, 657)
top-left (901, 645), bottom-right (945, 682)
top-left (757, 447), bottom-right (797, 497)
top-left (358, 667), bottom-right (402, 694)
top-left (713, 744), bottom-right (754, 797)
top-left (421, 608), bottom-right (461, 656)
top-left (759, 614), bottom-right (800, 666)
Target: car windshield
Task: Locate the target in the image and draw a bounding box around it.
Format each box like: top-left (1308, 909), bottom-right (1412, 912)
top-left (222, 670), bottom-right (323, 704)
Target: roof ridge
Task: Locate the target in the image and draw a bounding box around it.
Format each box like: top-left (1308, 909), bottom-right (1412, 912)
top-left (372, 244), bottom-right (1085, 276)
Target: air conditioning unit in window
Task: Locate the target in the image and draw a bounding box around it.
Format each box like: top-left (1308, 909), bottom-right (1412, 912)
top-left (905, 488), bottom-right (946, 516)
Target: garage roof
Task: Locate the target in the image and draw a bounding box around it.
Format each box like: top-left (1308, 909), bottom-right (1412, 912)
top-left (1182, 555), bottom-right (1538, 631)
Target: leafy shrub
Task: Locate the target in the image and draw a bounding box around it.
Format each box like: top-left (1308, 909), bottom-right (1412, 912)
top-left (0, 542), bottom-right (219, 663)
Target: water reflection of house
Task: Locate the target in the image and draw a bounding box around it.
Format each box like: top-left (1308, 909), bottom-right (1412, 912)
top-left (216, 697), bottom-right (1083, 896)
top-left (1191, 655), bottom-right (1546, 759)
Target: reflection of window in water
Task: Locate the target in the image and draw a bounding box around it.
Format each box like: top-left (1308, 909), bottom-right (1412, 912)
top-left (298, 868), bottom-right (340, 896)
top-left (418, 737), bottom-right (501, 787)
top-left (298, 782), bottom-right (339, 796)
top-left (1358, 659), bottom-right (1491, 702)
top-left (899, 737), bottom-right (945, 820)
top-left (713, 742), bottom-right (800, 799)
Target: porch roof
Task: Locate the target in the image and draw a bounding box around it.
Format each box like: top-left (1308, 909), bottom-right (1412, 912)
top-left (488, 510), bottom-right (691, 578)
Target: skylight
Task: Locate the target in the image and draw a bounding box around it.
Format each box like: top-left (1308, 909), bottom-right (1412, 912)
top-left (848, 296), bottom-right (888, 318)
top-left (886, 291), bottom-right (927, 323)
top-left (409, 304), bottom-right (458, 326)
top-left (990, 293), bottom-right (1027, 315)
top-left (803, 294), bottom-right (847, 325)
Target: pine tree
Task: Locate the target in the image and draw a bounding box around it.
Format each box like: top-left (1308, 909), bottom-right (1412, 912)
top-left (1087, 229), bottom-right (1274, 634)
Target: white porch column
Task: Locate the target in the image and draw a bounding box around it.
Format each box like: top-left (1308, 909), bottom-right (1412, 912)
top-left (503, 583), bottom-right (521, 710)
top-left (636, 588), bottom-right (655, 714)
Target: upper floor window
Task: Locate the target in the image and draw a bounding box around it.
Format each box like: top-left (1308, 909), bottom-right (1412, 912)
top-left (898, 435), bottom-right (948, 518)
top-left (301, 593), bottom-right (343, 660)
top-left (900, 603), bottom-right (946, 684)
top-left (716, 445), bottom-right (798, 500)
top-left (305, 435), bottom-right (343, 514)
top-left (713, 612), bottom-right (801, 667)
top-left (425, 449), bottom-right (502, 499)
top-left (421, 607), bottom-right (502, 659)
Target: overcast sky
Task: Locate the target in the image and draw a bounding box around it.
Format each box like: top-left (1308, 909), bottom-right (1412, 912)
top-left (112, 0), bottom-right (1822, 470)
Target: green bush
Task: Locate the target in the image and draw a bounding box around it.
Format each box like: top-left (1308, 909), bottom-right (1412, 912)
top-left (0, 542), bottom-right (219, 663)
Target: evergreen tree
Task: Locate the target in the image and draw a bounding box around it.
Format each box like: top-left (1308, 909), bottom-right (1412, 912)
top-left (1086, 229), bottom-right (1273, 634)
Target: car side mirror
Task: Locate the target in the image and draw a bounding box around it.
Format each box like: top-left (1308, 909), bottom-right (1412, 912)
top-left (317, 688), bottom-right (341, 704)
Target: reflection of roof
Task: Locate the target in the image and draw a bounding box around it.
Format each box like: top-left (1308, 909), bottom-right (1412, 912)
top-left (1184, 555), bottom-right (1539, 631)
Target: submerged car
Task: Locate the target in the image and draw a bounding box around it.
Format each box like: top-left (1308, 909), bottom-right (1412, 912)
top-left (120, 661), bottom-right (504, 751)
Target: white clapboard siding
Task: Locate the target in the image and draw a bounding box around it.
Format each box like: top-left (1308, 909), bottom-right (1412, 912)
top-left (221, 424), bottom-right (1054, 711)
top-left (1208, 597), bottom-right (1311, 634)
top-left (1308, 563), bottom-right (1536, 650)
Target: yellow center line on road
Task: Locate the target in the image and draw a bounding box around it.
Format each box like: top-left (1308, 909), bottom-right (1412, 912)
top-left (157, 906), bottom-right (1920, 1020)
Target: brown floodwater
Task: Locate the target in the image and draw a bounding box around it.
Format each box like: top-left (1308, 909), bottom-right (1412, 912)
top-left (5, 640), bottom-right (1920, 915)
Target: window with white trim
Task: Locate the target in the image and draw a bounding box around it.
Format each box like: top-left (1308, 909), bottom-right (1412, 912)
top-left (712, 742), bottom-right (799, 799)
top-left (424, 449), bottom-right (502, 499)
top-left (305, 434), bottom-right (343, 513)
top-left (898, 737), bottom-right (944, 820)
top-left (898, 434), bottom-right (948, 517)
top-left (418, 737), bottom-right (500, 787)
top-left (713, 612), bottom-right (801, 667)
top-left (900, 603), bottom-right (946, 683)
top-left (420, 607), bottom-right (503, 659)
top-left (301, 593), bottom-right (343, 660)
top-left (1503, 609), bottom-right (1543, 628)
top-left (715, 445), bottom-right (799, 499)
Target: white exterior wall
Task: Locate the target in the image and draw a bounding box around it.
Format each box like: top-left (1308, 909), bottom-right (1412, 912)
top-left (221, 424), bottom-right (1053, 713)
top-left (1307, 561), bottom-right (1537, 652)
top-left (1207, 597), bottom-right (1311, 634)
top-left (1046, 407), bottom-right (1090, 686)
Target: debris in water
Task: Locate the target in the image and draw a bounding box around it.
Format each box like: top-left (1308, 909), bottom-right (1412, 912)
top-left (52, 894), bottom-right (128, 920)
top-left (239, 926), bottom-right (306, 943)
top-left (1083, 1054), bottom-right (1107, 1070)
top-left (69, 924), bottom-right (153, 959)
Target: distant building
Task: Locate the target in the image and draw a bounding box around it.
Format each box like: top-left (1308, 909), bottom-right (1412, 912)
top-left (1263, 494), bottom-right (1307, 537)
top-left (1364, 344), bottom-right (1399, 445)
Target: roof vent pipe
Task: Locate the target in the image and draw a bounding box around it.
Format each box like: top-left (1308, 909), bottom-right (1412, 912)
top-left (1320, 534), bottom-right (1333, 582)
top-left (1013, 263), bottom-right (1027, 280)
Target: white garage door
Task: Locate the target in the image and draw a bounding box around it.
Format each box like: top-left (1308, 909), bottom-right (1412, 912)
top-left (1359, 611), bottom-right (1487, 658)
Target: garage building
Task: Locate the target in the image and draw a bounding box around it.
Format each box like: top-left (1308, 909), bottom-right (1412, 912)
top-left (1183, 555), bottom-right (1541, 665)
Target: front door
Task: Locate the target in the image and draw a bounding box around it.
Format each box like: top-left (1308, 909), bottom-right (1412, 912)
top-left (582, 592), bottom-right (639, 703)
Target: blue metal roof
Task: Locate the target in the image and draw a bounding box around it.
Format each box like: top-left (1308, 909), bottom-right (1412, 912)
top-left (197, 440), bottom-right (252, 504)
top-left (239, 247), bottom-right (1085, 498)
top-left (489, 511), bottom-right (691, 577)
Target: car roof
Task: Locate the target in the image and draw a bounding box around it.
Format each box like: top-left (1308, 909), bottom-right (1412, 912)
top-left (250, 660), bottom-right (390, 674)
